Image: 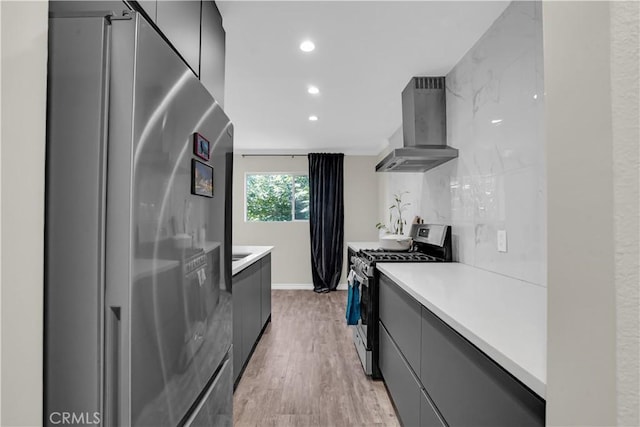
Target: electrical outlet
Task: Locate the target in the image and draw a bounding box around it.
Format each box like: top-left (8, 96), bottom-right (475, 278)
top-left (497, 230), bottom-right (507, 252)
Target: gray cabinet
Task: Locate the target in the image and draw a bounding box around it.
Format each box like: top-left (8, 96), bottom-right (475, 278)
top-left (420, 389), bottom-right (445, 427)
top-left (155, 0), bottom-right (202, 75)
top-left (238, 262), bottom-right (261, 365)
top-left (379, 322), bottom-right (421, 427)
top-left (420, 306), bottom-right (544, 427)
top-left (136, 0), bottom-right (157, 22)
top-left (232, 289), bottom-right (242, 385)
top-left (379, 273), bottom-right (544, 427)
top-left (232, 255), bottom-right (272, 386)
top-left (128, 0), bottom-right (226, 100)
top-left (232, 261), bottom-right (258, 383)
top-left (379, 273), bottom-right (422, 375)
top-left (200, 0), bottom-right (226, 107)
top-left (260, 255), bottom-right (272, 326)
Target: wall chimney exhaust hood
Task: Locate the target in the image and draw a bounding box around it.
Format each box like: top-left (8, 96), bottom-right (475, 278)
top-left (376, 77), bottom-right (458, 173)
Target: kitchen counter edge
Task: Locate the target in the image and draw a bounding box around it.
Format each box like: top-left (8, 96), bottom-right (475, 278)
top-left (347, 241), bottom-right (380, 252)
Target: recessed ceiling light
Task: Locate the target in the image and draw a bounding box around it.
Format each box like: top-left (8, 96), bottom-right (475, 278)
top-left (308, 86), bottom-right (320, 95)
top-left (300, 40), bottom-right (315, 52)
top-left (491, 119), bottom-right (503, 124)
top-left (309, 115), bottom-right (318, 121)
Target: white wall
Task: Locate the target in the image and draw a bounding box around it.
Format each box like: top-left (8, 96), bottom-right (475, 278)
top-left (0, 1), bottom-right (48, 425)
top-left (379, 1), bottom-right (546, 286)
top-left (611, 2), bottom-right (640, 424)
top-left (233, 155), bottom-right (379, 287)
top-left (544, 1), bottom-right (639, 425)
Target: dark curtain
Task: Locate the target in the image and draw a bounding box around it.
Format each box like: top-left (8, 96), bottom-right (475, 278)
top-left (308, 153), bottom-right (344, 293)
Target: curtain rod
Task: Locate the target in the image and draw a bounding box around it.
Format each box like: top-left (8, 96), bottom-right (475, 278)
top-left (240, 154), bottom-right (308, 158)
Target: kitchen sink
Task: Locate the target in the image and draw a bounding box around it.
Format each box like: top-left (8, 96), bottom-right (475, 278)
top-left (232, 253), bottom-right (251, 261)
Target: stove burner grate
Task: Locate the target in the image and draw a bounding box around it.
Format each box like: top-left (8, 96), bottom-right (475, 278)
top-left (359, 249), bottom-right (440, 263)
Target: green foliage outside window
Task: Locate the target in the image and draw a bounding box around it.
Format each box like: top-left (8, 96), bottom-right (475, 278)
top-left (293, 175), bottom-right (310, 220)
top-left (246, 174), bottom-right (310, 222)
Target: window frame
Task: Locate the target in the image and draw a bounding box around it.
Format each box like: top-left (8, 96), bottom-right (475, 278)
top-left (244, 172), bottom-right (310, 223)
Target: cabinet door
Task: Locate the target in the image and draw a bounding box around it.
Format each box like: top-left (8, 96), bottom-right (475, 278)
top-left (241, 262), bottom-right (261, 364)
top-left (260, 255), bottom-right (272, 327)
top-left (155, 0), bottom-right (201, 75)
top-left (420, 388), bottom-right (445, 427)
top-left (136, 0), bottom-right (157, 22)
top-left (379, 321), bottom-right (421, 427)
top-left (232, 272), bottom-right (245, 383)
top-left (379, 273), bottom-right (422, 375)
top-left (421, 307), bottom-right (545, 427)
top-left (200, 0), bottom-right (225, 106)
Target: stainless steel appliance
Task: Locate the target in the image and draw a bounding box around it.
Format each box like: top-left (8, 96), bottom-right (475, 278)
top-left (45, 7), bottom-right (233, 426)
top-left (376, 77), bottom-right (458, 173)
top-left (349, 224), bottom-right (452, 378)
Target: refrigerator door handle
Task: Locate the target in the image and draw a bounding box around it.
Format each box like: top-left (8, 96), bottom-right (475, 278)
top-left (183, 357), bottom-right (231, 427)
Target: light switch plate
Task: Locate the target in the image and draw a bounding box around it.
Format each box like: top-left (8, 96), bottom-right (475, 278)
top-left (497, 230), bottom-right (507, 252)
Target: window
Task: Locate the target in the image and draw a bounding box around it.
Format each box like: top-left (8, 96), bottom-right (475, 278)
top-left (245, 173), bottom-right (310, 222)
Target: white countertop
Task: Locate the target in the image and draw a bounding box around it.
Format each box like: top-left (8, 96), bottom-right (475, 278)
top-left (377, 262), bottom-right (547, 398)
top-left (346, 241), bottom-right (380, 251)
top-left (232, 245), bottom-right (273, 276)
top-left (201, 241), bottom-right (221, 254)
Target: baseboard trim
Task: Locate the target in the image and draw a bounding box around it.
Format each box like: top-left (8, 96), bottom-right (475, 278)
top-left (272, 283), bottom-right (348, 291)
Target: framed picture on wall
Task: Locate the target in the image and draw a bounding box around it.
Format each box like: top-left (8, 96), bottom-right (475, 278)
top-left (193, 132), bottom-right (210, 161)
top-left (191, 159), bottom-right (214, 198)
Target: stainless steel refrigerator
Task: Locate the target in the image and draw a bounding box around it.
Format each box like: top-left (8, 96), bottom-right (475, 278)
top-left (45, 6), bottom-right (233, 426)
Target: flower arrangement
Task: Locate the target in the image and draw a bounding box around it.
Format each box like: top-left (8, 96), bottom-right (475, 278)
top-left (376, 191), bottom-right (410, 235)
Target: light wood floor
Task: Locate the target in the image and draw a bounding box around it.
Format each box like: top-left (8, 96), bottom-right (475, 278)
top-left (233, 290), bottom-right (400, 427)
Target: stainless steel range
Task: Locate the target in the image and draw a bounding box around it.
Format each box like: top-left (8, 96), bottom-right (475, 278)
top-left (349, 224), bottom-right (452, 378)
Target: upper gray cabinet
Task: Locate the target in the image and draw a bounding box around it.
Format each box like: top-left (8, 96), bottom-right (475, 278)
top-left (136, 0), bottom-right (157, 21)
top-left (155, 0), bottom-right (202, 76)
top-left (200, 1), bottom-right (226, 107)
top-left (130, 0), bottom-right (225, 101)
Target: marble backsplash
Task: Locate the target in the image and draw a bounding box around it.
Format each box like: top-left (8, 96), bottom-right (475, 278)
top-left (380, 1), bottom-right (545, 286)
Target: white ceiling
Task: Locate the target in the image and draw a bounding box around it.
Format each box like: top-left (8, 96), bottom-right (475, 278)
top-left (217, 1), bottom-right (510, 155)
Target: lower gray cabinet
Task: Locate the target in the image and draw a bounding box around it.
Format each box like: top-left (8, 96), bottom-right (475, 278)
top-left (379, 321), bottom-right (421, 427)
top-left (260, 255), bottom-right (272, 326)
top-left (241, 262), bottom-right (261, 364)
top-left (420, 389), bottom-right (445, 427)
top-left (232, 261), bottom-right (259, 382)
top-left (379, 274), bottom-right (422, 375)
top-left (232, 255), bottom-right (272, 386)
top-left (420, 307), bottom-right (544, 427)
top-left (379, 275), bottom-right (545, 427)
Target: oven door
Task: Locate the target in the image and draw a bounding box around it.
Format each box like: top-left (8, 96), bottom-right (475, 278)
top-left (351, 266), bottom-right (373, 375)
top-left (356, 273), bottom-right (370, 346)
